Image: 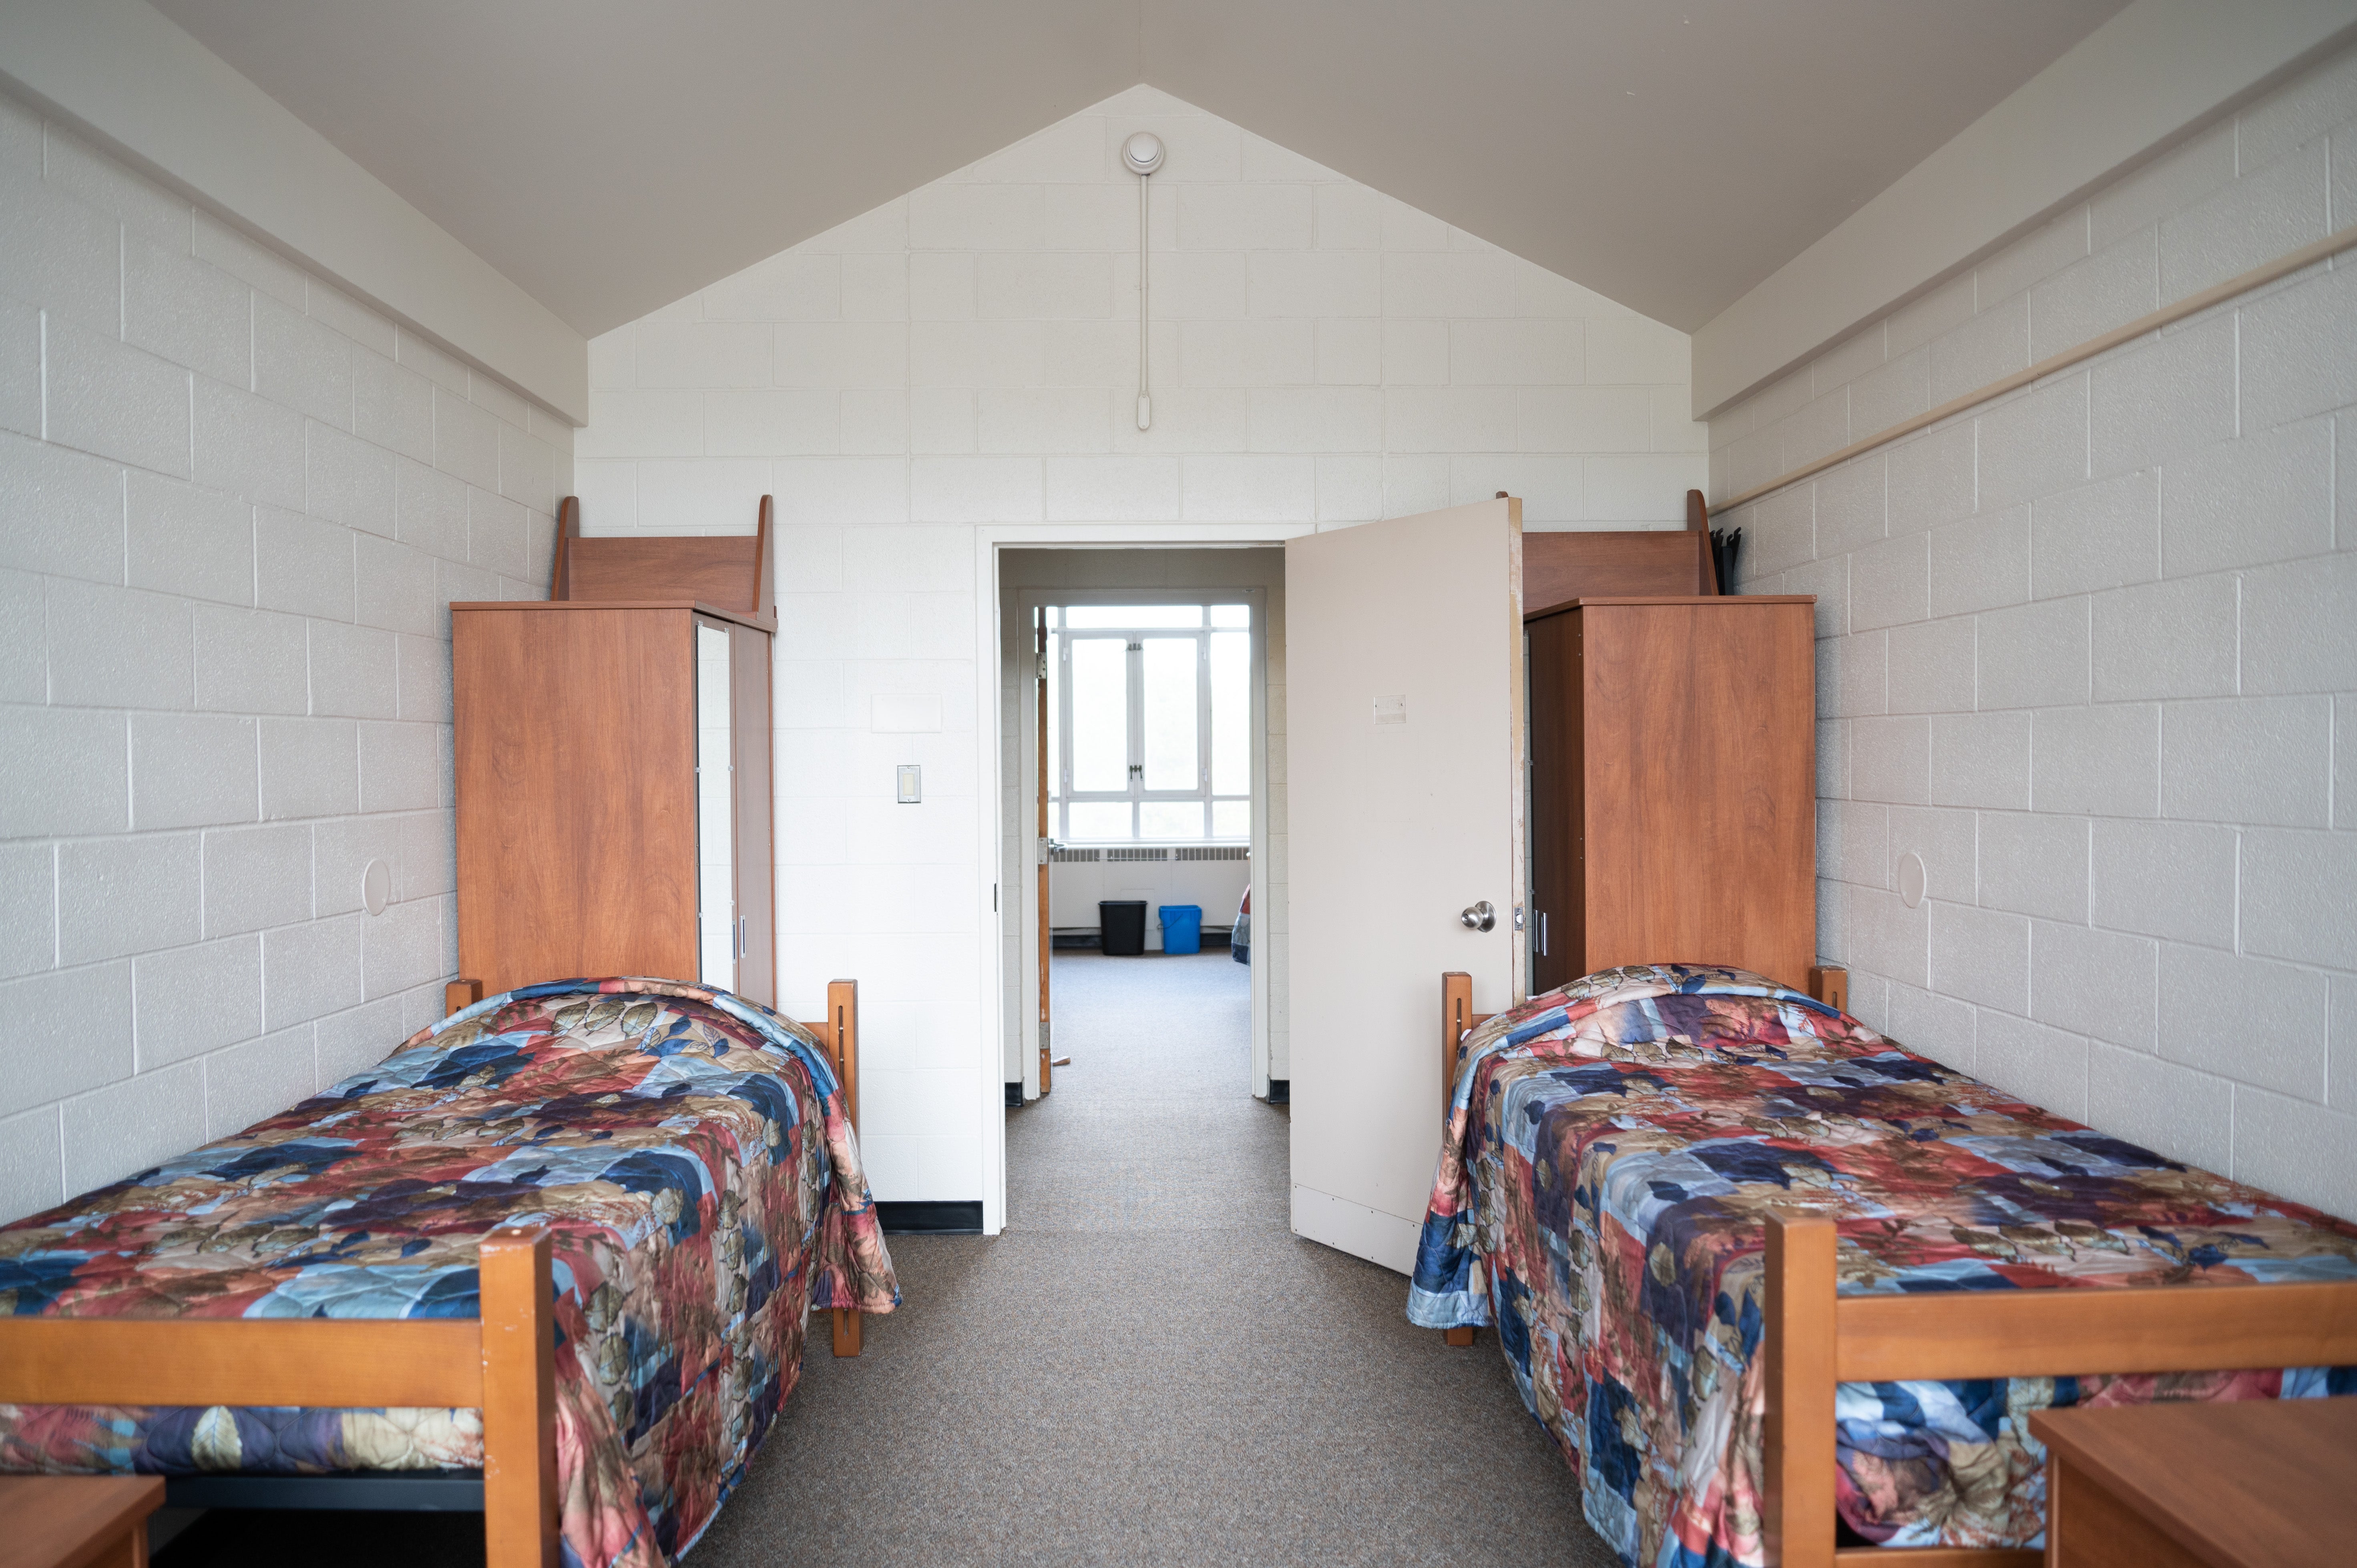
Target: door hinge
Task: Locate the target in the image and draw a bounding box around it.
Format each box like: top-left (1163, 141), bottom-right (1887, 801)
top-left (1037, 837), bottom-right (1051, 865)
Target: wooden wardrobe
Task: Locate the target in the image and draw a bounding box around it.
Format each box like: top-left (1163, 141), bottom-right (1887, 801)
top-left (449, 497), bottom-right (777, 1007)
top-left (1526, 594), bottom-right (1817, 995)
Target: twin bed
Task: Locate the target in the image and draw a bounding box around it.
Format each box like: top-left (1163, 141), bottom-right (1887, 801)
top-left (0, 976), bottom-right (894, 1568)
top-left (1415, 964), bottom-right (2357, 1567)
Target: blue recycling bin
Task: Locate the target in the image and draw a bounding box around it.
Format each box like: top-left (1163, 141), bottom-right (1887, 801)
top-left (1158, 904), bottom-right (1202, 955)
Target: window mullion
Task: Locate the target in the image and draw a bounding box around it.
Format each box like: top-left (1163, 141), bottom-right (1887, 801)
top-left (1197, 629), bottom-right (1212, 838)
top-left (1126, 636), bottom-right (1143, 838)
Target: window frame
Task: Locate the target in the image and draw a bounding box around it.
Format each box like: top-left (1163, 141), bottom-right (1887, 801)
top-left (1045, 598), bottom-right (1255, 844)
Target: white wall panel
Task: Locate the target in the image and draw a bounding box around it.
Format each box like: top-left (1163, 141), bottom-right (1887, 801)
top-left (574, 84), bottom-right (1702, 1210)
top-left (0, 94), bottom-right (568, 1222)
top-left (1715, 44), bottom-right (2357, 1219)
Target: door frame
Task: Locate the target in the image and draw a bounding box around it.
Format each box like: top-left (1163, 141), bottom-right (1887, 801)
top-left (1013, 584), bottom-right (1270, 1105)
top-left (971, 523), bottom-right (1304, 1236)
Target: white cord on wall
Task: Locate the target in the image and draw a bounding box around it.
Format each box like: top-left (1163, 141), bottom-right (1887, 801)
top-left (1123, 133), bottom-right (1164, 431)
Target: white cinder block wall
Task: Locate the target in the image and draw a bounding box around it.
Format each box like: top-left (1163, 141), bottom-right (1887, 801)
top-left (1711, 46), bottom-right (2357, 1221)
top-left (577, 85), bottom-right (1706, 1203)
top-left (0, 91), bottom-right (571, 1223)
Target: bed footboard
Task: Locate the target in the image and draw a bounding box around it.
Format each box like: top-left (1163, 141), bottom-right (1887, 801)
top-left (805, 977), bottom-right (866, 1359)
top-left (0, 1227), bottom-right (560, 1568)
top-left (1764, 1211), bottom-right (2357, 1566)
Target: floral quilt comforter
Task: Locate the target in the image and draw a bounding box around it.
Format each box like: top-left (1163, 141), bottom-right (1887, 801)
top-left (0, 978), bottom-right (897, 1568)
top-left (1407, 966), bottom-right (2357, 1566)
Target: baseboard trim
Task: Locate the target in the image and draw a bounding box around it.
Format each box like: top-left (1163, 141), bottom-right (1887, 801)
top-left (877, 1199), bottom-right (984, 1235)
top-left (1264, 1077), bottom-right (1290, 1104)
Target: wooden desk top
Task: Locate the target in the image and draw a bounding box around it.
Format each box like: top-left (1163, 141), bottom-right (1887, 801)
top-left (0, 1475), bottom-right (165, 1568)
top-left (2028, 1396), bottom-right (2357, 1568)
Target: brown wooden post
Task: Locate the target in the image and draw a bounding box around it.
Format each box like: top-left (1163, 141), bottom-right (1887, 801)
top-left (446, 978), bottom-right (484, 1017)
top-left (1440, 971), bottom-right (1477, 1348)
top-left (478, 1227), bottom-right (558, 1568)
top-left (1806, 966), bottom-right (1848, 1014)
top-left (549, 496), bottom-right (579, 601)
top-left (826, 977), bottom-right (864, 1358)
top-left (1764, 1213), bottom-right (1838, 1568)
top-left (1687, 489), bottom-right (1721, 595)
top-left (751, 494), bottom-right (774, 620)
top-left (1442, 970), bottom-right (1473, 1101)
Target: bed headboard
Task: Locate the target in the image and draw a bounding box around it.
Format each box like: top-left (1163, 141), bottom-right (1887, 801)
top-left (549, 494), bottom-right (774, 621)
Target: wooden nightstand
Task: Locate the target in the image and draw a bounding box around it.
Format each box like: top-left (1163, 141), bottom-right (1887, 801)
top-left (2029, 1395), bottom-right (2357, 1568)
top-left (0, 1476), bottom-right (166, 1568)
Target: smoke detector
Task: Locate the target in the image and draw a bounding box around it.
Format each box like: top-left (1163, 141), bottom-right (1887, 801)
top-left (1122, 132), bottom-right (1165, 176)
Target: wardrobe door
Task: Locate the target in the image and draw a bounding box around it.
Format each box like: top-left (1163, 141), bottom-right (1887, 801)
top-left (694, 620), bottom-right (738, 991)
top-left (729, 624), bottom-right (774, 1008)
top-left (1526, 608), bottom-right (1585, 994)
top-left (454, 606), bottom-right (697, 994)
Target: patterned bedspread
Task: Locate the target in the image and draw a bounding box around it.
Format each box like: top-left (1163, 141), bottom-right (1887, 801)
top-left (0, 978), bottom-right (898, 1568)
top-left (1407, 966), bottom-right (2357, 1566)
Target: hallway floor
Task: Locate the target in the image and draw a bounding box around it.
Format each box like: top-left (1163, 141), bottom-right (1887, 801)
top-left (693, 950), bottom-right (1610, 1566)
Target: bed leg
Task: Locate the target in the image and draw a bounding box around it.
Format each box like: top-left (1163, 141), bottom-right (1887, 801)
top-left (1443, 1326), bottom-right (1475, 1348)
top-left (479, 1226), bottom-right (559, 1568)
top-left (831, 1308), bottom-right (862, 1357)
top-left (1443, 971), bottom-right (1472, 1098)
top-left (1763, 1213), bottom-right (1838, 1568)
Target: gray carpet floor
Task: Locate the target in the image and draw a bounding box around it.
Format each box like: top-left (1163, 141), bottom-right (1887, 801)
top-left (691, 950), bottom-right (1614, 1566)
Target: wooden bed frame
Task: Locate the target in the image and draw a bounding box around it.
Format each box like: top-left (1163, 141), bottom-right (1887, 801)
top-left (1437, 972), bottom-right (2357, 1568)
top-left (0, 978), bottom-right (868, 1568)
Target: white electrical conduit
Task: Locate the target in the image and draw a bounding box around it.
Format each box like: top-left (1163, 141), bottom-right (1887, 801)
top-left (1123, 131), bottom-right (1164, 430)
top-left (1138, 169), bottom-right (1151, 430)
top-left (1713, 219), bottom-right (2357, 514)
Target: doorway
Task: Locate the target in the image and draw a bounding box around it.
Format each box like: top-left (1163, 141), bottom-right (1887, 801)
top-left (993, 549), bottom-right (1284, 1223)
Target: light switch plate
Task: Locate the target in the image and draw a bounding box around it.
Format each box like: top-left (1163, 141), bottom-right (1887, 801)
top-left (1373, 694), bottom-right (1407, 725)
top-left (896, 764), bottom-right (922, 803)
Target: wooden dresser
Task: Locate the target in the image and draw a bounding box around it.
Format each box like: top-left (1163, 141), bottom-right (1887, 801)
top-left (449, 498), bottom-right (777, 1007)
top-left (2029, 1397), bottom-right (2357, 1568)
top-left (1526, 594), bottom-right (1817, 994)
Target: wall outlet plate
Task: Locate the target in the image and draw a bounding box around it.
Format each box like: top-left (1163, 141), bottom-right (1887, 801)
top-left (896, 764), bottom-right (922, 803)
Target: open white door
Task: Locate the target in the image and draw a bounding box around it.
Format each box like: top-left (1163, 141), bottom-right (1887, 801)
top-left (1286, 498), bottom-right (1525, 1272)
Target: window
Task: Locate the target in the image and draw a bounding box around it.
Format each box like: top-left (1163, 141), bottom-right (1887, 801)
top-left (1047, 602), bottom-right (1251, 841)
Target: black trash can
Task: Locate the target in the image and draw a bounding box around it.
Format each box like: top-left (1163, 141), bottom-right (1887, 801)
top-left (1099, 900), bottom-right (1147, 956)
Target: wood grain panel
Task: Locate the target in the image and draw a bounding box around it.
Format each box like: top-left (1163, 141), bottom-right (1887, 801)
top-left (1523, 530), bottom-right (1710, 618)
top-left (1525, 610), bottom-right (1583, 994)
top-left (1572, 599), bottom-right (1815, 991)
top-left (0, 1319), bottom-right (482, 1406)
top-left (566, 537), bottom-right (761, 614)
top-left (1837, 1277), bottom-right (2357, 1381)
top-left (729, 621), bottom-right (774, 1008)
top-left (0, 1475), bottom-right (165, 1568)
top-left (479, 1227), bottom-right (558, 1568)
top-left (2033, 1399), bottom-right (2357, 1568)
top-left (454, 606), bottom-right (698, 994)
top-left (1764, 1215), bottom-right (1839, 1568)
top-left (2044, 1453), bottom-right (2208, 1568)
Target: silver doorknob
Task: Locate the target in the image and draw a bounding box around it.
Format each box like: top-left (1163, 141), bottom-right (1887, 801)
top-left (1460, 901), bottom-right (1495, 932)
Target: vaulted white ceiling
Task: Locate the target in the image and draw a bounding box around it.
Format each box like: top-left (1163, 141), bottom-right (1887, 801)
top-left (152, 0), bottom-right (2125, 337)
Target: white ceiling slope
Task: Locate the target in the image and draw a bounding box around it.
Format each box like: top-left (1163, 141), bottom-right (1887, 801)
top-left (154, 0), bottom-right (2123, 338)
